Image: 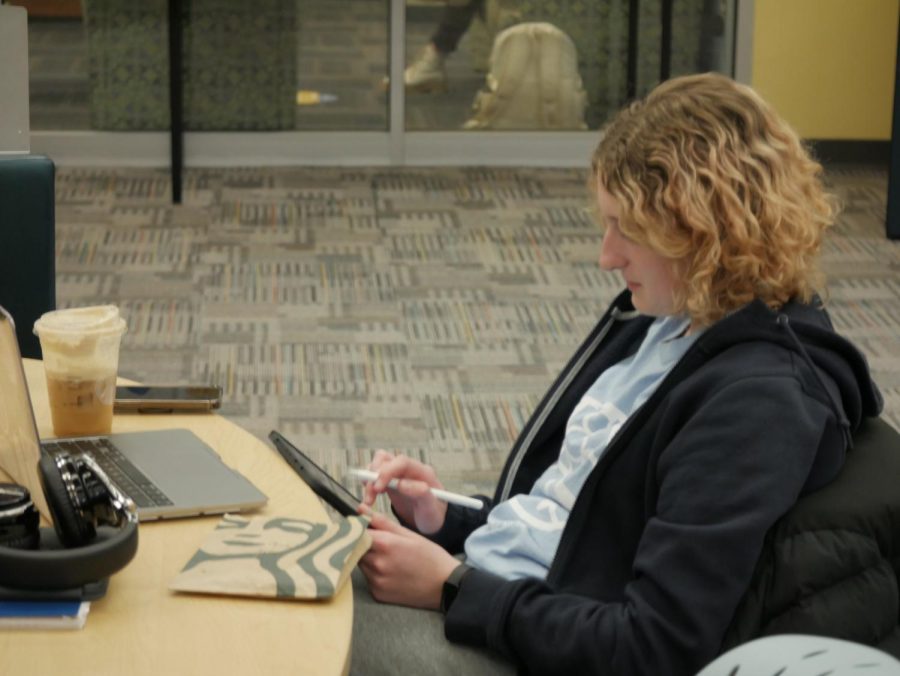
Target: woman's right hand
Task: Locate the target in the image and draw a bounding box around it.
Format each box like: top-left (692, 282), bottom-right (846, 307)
top-left (361, 451), bottom-right (448, 535)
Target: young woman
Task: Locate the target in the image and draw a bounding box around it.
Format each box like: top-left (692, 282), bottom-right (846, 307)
top-left (351, 73), bottom-right (883, 675)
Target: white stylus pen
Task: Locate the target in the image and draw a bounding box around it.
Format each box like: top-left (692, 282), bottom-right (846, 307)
top-left (347, 469), bottom-right (484, 510)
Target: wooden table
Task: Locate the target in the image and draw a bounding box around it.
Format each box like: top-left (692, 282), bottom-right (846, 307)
top-left (0, 359), bottom-right (353, 675)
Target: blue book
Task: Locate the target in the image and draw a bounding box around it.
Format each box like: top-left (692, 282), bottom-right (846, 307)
top-left (0, 601), bottom-right (90, 629)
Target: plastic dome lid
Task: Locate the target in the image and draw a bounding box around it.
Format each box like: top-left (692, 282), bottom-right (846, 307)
top-left (33, 305), bottom-right (127, 337)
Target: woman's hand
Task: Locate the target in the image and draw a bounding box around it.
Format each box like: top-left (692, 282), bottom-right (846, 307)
top-left (358, 507), bottom-right (461, 609)
top-left (362, 451), bottom-right (448, 535)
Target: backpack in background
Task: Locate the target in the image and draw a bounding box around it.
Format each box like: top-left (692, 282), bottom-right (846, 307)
top-left (463, 22), bottom-right (588, 131)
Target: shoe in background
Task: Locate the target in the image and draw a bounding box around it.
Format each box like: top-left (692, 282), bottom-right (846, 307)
top-left (382, 43), bottom-right (448, 93)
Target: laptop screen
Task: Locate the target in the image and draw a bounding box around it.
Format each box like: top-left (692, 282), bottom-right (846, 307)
top-left (0, 306), bottom-right (51, 519)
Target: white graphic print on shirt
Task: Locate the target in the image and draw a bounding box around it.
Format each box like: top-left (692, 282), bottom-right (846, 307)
top-left (465, 315), bottom-right (699, 580)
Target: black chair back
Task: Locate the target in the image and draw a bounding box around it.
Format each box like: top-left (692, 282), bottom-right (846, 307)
top-left (0, 154), bottom-right (56, 358)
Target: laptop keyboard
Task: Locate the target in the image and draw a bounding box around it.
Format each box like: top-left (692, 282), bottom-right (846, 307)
top-left (41, 437), bottom-right (173, 509)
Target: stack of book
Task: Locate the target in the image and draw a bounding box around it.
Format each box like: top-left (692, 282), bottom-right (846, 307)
top-left (0, 600), bottom-right (90, 630)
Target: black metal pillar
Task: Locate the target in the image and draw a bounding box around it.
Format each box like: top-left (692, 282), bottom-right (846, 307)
top-left (887, 12), bottom-right (900, 239)
top-left (168, 0), bottom-right (183, 204)
top-left (626, 0), bottom-right (639, 99)
top-left (660, 0), bottom-right (673, 82)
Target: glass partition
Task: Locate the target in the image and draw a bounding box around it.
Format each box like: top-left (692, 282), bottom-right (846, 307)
top-left (23, 0), bottom-right (390, 133)
top-left (24, 0), bottom-right (89, 131)
top-left (405, 0), bottom-right (736, 132)
top-left (295, 0), bottom-right (389, 131)
top-left (21, 0), bottom-right (737, 160)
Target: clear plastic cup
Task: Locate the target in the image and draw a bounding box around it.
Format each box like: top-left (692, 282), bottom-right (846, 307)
top-left (33, 305), bottom-right (127, 437)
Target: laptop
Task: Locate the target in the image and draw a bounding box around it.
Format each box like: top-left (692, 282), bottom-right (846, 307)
top-left (0, 305), bottom-right (268, 522)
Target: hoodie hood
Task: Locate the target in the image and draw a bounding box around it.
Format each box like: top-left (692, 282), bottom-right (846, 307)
top-left (682, 297), bottom-right (883, 438)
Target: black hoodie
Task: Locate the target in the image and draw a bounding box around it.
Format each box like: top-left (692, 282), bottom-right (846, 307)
top-left (429, 290), bottom-right (882, 675)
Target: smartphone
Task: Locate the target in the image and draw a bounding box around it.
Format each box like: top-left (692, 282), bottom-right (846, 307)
top-left (113, 385), bottom-right (223, 413)
top-left (268, 430), bottom-right (360, 517)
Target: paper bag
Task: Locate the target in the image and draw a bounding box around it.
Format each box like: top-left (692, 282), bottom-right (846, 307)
top-left (170, 513), bottom-right (371, 600)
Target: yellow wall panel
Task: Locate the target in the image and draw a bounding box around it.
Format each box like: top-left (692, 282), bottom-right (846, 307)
top-left (752, 0), bottom-right (898, 139)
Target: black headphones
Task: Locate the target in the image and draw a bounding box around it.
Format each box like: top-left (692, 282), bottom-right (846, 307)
top-left (0, 452), bottom-right (139, 591)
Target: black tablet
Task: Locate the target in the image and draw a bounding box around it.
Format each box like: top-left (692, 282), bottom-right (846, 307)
top-left (268, 430), bottom-right (360, 517)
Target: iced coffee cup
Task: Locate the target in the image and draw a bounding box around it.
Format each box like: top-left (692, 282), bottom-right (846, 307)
top-left (33, 305), bottom-right (127, 437)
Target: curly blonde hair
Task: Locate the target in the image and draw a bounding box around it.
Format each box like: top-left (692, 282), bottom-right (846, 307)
top-left (591, 73), bottom-right (837, 327)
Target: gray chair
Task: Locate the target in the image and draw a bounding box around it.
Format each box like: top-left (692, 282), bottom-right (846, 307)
top-left (0, 154), bottom-right (56, 359)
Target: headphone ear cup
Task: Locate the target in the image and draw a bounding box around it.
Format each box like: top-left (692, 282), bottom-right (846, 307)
top-left (0, 531), bottom-right (40, 550)
top-left (0, 483), bottom-right (40, 550)
top-left (0, 457), bottom-right (139, 590)
top-left (38, 455), bottom-right (95, 547)
top-left (0, 522), bottom-right (138, 590)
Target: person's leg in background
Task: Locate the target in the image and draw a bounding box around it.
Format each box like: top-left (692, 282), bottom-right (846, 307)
top-left (404, 0), bottom-right (485, 92)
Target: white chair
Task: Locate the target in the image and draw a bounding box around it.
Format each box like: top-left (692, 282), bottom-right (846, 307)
top-left (697, 635), bottom-right (900, 676)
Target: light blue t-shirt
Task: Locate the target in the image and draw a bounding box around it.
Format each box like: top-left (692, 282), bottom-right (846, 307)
top-left (464, 315), bottom-right (701, 580)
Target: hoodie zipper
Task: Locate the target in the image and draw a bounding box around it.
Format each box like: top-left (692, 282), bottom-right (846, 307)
top-left (498, 305), bottom-right (640, 502)
top-left (545, 324), bottom-right (709, 581)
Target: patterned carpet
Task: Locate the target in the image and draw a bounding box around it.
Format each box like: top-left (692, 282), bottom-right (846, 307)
top-left (53, 165), bottom-right (899, 495)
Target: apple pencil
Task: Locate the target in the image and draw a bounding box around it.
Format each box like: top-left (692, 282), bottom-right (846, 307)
top-left (347, 469), bottom-right (484, 510)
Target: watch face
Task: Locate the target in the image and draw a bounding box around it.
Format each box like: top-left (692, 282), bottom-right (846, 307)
top-left (440, 563), bottom-right (472, 614)
top-left (440, 580), bottom-right (457, 614)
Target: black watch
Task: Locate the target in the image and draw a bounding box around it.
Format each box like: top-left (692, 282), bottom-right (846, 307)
top-left (440, 563), bottom-right (473, 615)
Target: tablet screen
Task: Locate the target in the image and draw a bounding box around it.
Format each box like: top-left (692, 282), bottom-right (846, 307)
top-left (268, 431), bottom-right (360, 517)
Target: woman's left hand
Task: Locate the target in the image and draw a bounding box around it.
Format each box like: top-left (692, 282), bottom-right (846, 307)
top-left (358, 507), bottom-right (461, 610)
